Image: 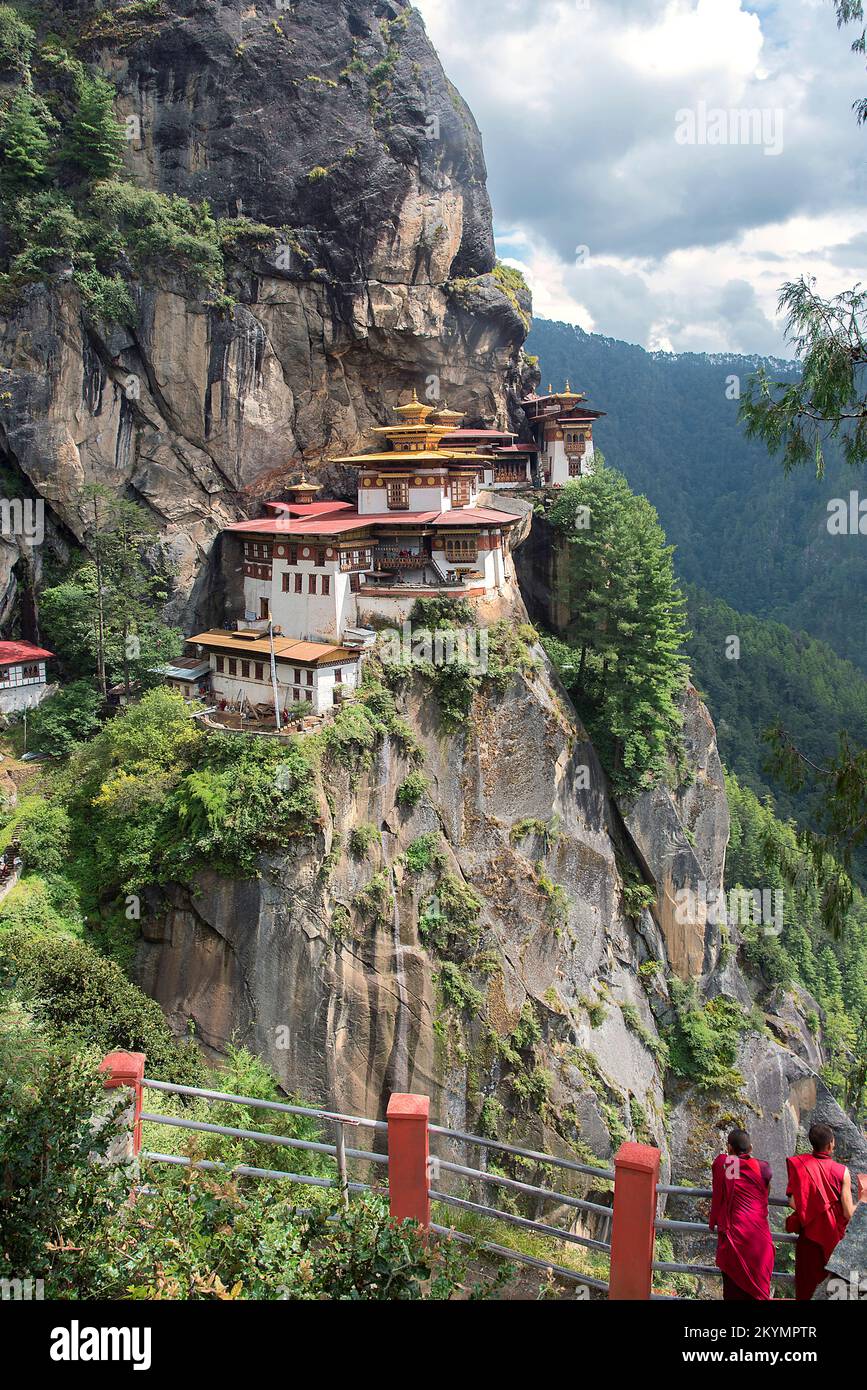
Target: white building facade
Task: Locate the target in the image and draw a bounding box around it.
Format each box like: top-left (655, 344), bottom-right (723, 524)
top-left (0, 641), bottom-right (54, 714)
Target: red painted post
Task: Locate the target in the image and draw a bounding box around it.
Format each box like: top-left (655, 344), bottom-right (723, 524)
top-left (386, 1093), bottom-right (430, 1230)
top-left (608, 1141), bottom-right (661, 1300)
top-left (99, 1051), bottom-right (146, 1159)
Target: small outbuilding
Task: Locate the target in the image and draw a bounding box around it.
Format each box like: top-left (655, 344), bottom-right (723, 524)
top-left (0, 640), bottom-right (54, 713)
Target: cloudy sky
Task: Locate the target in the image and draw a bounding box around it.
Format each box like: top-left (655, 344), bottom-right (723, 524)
top-left (414, 0), bottom-right (867, 355)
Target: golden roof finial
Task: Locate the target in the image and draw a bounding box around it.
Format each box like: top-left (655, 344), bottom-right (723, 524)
top-left (548, 382), bottom-right (552, 394)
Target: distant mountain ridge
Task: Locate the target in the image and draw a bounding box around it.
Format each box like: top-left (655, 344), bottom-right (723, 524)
top-left (525, 317), bottom-right (867, 674)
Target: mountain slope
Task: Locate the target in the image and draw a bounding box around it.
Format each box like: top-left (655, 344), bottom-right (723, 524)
top-left (525, 318), bottom-right (867, 673)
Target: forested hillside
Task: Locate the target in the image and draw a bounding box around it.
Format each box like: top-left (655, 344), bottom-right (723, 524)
top-left (685, 587), bottom-right (867, 857)
top-left (525, 319), bottom-right (867, 673)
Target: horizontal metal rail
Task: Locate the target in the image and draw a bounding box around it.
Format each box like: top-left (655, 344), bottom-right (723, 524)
top-left (434, 1158), bottom-right (613, 1217)
top-left (142, 1077), bottom-right (386, 1132)
top-left (430, 1190), bottom-right (612, 1253)
top-left (140, 1111), bottom-right (388, 1163)
top-left (430, 1223), bottom-right (610, 1292)
top-left (653, 1212), bottom-right (794, 1245)
top-left (652, 1259), bottom-right (795, 1282)
top-left (654, 1215), bottom-right (797, 1243)
top-left (429, 1124), bottom-right (615, 1181)
top-left (658, 1183), bottom-right (790, 1209)
top-left (142, 1150), bottom-right (377, 1193)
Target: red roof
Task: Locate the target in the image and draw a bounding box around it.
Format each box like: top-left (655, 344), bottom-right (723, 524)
top-left (263, 501), bottom-right (354, 518)
top-left (226, 506), bottom-right (519, 537)
top-left (0, 640), bottom-right (53, 666)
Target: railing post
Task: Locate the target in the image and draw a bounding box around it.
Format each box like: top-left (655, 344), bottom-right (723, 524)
top-left (386, 1093), bottom-right (430, 1230)
top-left (608, 1141), bottom-right (661, 1300)
top-left (98, 1051), bottom-right (146, 1161)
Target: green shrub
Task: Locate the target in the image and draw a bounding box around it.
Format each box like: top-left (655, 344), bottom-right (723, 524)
top-left (665, 981), bottom-right (747, 1094)
top-left (0, 929), bottom-right (203, 1083)
top-left (26, 680), bottom-right (102, 756)
top-left (348, 823), bottom-right (380, 860)
top-left (419, 873), bottom-right (482, 960)
top-left (0, 89), bottom-right (53, 195)
top-left (403, 832), bottom-right (444, 875)
top-left (397, 770), bottom-right (429, 809)
top-left (0, 6), bottom-right (34, 71)
top-left (64, 74), bottom-right (126, 180)
top-left (1, 795), bottom-right (71, 877)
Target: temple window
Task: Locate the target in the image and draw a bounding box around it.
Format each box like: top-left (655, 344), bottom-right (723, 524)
top-left (306, 671), bottom-right (314, 686)
top-left (255, 662), bottom-right (264, 680)
top-left (444, 536), bottom-right (477, 562)
top-left (386, 480), bottom-right (409, 510)
top-left (216, 656), bottom-right (225, 673)
top-left (450, 479), bottom-right (471, 506)
top-left (241, 661), bottom-right (250, 678)
top-left (295, 573), bottom-right (303, 593)
top-left (322, 575), bottom-right (331, 596)
top-left (288, 545), bottom-right (298, 564)
top-left (282, 573), bottom-right (292, 592)
top-left (228, 659), bottom-right (237, 676)
top-left (308, 575), bottom-right (316, 594)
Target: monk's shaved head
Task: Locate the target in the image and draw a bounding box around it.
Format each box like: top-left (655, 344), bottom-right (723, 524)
top-left (728, 1128), bottom-right (752, 1155)
top-left (809, 1123), bottom-right (835, 1154)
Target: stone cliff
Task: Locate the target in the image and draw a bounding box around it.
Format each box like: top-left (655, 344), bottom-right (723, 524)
top-left (2, 0), bottom-right (862, 1215)
top-left (0, 0), bottom-right (530, 630)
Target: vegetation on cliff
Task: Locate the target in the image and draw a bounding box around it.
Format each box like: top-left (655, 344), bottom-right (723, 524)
top-left (724, 771), bottom-right (867, 1115)
top-left (539, 465), bottom-right (689, 795)
top-left (0, 7), bottom-right (282, 319)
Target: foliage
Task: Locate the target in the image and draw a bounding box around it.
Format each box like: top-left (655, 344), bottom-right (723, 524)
top-left (0, 1010), bottom-right (473, 1301)
top-left (685, 586), bottom-right (867, 876)
top-left (542, 463), bottom-right (688, 795)
top-left (403, 832), bottom-right (444, 875)
top-left (63, 74), bottom-right (126, 179)
top-left (39, 489), bottom-right (182, 695)
top-left (26, 680), bottom-right (102, 756)
top-left (348, 823), bottom-right (379, 860)
top-left (0, 929), bottom-right (202, 1083)
top-left (664, 979), bottom-right (748, 1095)
top-left (0, 88), bottom-right (53, 195)
top-left (524, 316), bottom-right (867, 677)
top-left (725, 770), bottom-right (867, 1113)
top-left (396, 769), bottom-right (429, 809)
top-left (0, 5), bottom-right (34, 71)
top-left (2, 795), bottom-right (71, 876)
top-left (48, 689), bottom-right (319, 908)
top-left (0, 1005), bottom-right (126, 1293)
top-left (419, 873), bottom-right (482, 961)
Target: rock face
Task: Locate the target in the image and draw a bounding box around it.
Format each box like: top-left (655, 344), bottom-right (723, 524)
top-left (136, 650), bottom-right (673, 1173)
top-left (0, 0), bottom-right (529, 630)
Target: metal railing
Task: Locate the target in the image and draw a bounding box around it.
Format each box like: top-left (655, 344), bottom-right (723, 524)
top-left (103, 1057), bottom-right (827, 1301)
top-left (135, 1073), bottom-right (615, 1295)
top-left (426, 1122), bottom-right (615, 1294)
top-left (140, 1076), bottom-right (387, 1211)
top-left (652, 1179), bottom-right (797, 1295)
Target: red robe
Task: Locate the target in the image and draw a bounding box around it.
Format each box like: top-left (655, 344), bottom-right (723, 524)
top-left (786, 1153), bottom-right (848, 1300)
top-left (710, 1153), bottom-right (775, 1301)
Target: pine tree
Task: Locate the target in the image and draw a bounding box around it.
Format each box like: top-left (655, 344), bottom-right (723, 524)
top-left (64, 74), bottom-right (125, 180)
top-left (544, 463), bottom-right (689, 794)
top-left (0, 89), bottom-right (52, 196)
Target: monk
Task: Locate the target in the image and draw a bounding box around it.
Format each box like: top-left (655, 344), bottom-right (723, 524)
top-left (709, 1128), bottom-right (775, 1301)
top-left (786, 1123), bottom-right (854, 1300)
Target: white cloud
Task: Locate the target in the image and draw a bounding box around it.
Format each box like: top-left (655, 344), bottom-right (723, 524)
top-left (415, 0), bottom-right (867, 353)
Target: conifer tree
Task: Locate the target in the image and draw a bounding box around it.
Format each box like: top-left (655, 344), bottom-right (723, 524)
top-left (544, 463), bottom-right (689, 794)
top-left (0, 89), bottom-right (52, 197)
top-left (64, 74), bottom-right (125, 180)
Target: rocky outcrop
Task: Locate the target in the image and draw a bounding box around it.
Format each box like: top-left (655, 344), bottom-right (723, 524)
top-left (623, 687), bottom-right (729, 980)
top-left (136, 650), bottom-right (673, 1172)
top-left (0, 0), bottom-right (529, 631)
